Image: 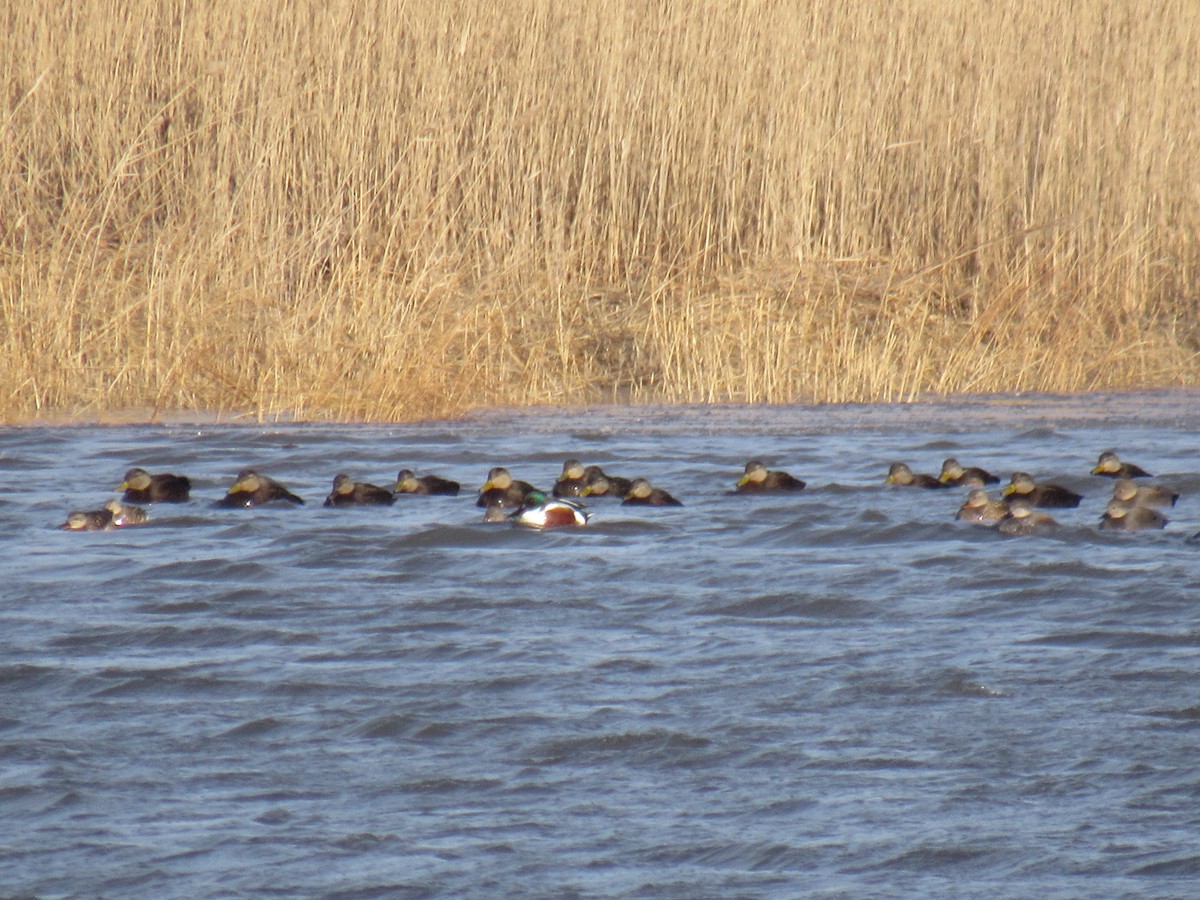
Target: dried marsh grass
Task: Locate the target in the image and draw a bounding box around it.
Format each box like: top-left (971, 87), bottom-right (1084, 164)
top-left (2, 0), bottom-right (1198, 421)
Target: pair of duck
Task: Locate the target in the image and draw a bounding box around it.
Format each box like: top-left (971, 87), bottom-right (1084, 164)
top-left (62, 499), bottom-right (149, 531)
top-left (111, 466), bottom-right (305, 508)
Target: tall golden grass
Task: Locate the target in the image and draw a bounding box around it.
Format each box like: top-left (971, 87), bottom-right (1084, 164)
top-left (2, 0), bottom-right (1198, 422)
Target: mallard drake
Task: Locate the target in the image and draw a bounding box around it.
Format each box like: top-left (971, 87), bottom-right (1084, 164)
top-left (104, 499), bottom-right (148, 526)
top-left (62, 508), bottom-right (115, 531)
top-left (1100, 498), bottom-right (1168, 531)
top-left (1002, 472), bottom-right (1083, 508)
top-left (955, 489), bottom-right (1009, 524)
top-left (580, 466), bottom-right (633, 499)
top-left (622, 477), bottom-right (682, 507)
top-left (886, 462), bottom-right (950, 488)
top-left (998, 498), bottom-right (1059, 535)
top-left (216, 469), bottom-right (305, 508)
top-left (1092, 451), bottom-right (1152, 479)
top-left (323, 473), bottom-right (395, 507)
top-left (476, 467), bottom-right (538, 509)
top-left (510, 490), bottom-right (590, 528)
top-left (1111, 477), bottom-right (1178, 509)
top-left (938, 458), bottom-right (999, 487)
top-left (734, 460), bottom-right (806, 493)
top-left (552, 459), bottom-right (589, 497)
top-left (394, 469), bottom-right (460, 496)
top-left (116, 467), bottom-right (191, 503)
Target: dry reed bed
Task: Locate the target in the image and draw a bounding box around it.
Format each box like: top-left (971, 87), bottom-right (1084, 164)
top-left (2, 0), bottom-right (1198, 421)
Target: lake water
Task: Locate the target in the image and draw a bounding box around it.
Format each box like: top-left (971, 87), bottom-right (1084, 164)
top-left (3, 392), bottom-right (1199, 897)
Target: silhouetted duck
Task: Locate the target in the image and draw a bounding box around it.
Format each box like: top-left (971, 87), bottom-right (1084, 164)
top-left (955, 490), bottom-right (1009, 524)
top-left (1111, 477), bottom-right (1178, 509)
top-left (938, 458), bottom-right (999, 487)
top-left (998, 498), bottom-right (1059, 535)
top-left (734, 460), bottom-right (806, 493)
top-left (1092, 451), bottom-right (1152, 479)
top-left (62, 508), bottom-right (115, 531)
top-left (116, 467), bottom-right (190, 503)
top-left (104, 499), bottom-right (148, 526)
top-left (510, 490), bottom-right (590, 528)
top-left (1002, 472), bottom-right (1082, 508)
top-left (1100, 498), bottom-right (1167, 531)
top-left (885, 462), bottom-right (949, 488)
top-left (622, 477), bottom-right (682, 507)
top-left (216, 469), bottom-right (305, 508)
top-left (580, 466), bottom-right (633, 498)
top-left (394, 469), bottom-right (460, 496)
top-left (323, 474), bottom-right (395, 507)
top-left (552, 459), bottom-right (589, 497)
top-left (475, 467), bottom-right (537, 510)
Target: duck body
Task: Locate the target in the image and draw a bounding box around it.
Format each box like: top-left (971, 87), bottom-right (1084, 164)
top-left (998, 499), bottom-right (1059, 535)
top-left (216, 469), bottom-right (305, 508)
top-left (552, 459), bottom-right (589, 498)
top-left (621, 477), bottom-right (682, 507)
top-left (324, 474), bottom-right (395, 507)
top-left (1092, 451), bottom-right (1152, 479)
top-left (394, 469), bottom-right (460, 496)
top-left (938, 458), bottom-right (999, 487)
top-left (510, 490), bottom-right (590, 528)
top-left (886, 462), bottom-right (950, 489)
top-left (62, 508), bottom-right (115, 531)
top-left (1002, 472), bottom-right (1083, 508)
top-left (117, 468), bottom-right (191, 503)
top-left (104, 499), bottom-right (149, 526)
top-left (1111, 478), bottom-right (1177, 509)
top-left (955, 489), bottom-right (1009, 524)
top-left (1100, 498), bottom-right (1168, 531)
top-left (475, 467), bottom-right (537, 509)
top-left (734, 460), bottom-right (806, 493)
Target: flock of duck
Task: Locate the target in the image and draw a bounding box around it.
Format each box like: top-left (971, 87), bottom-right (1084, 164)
top-left (887, 450), bottom-right (1178, 534)
top-left (59, 449), bottom-right (1181, 537)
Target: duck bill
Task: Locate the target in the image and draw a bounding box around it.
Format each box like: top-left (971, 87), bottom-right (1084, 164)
top-left (736, 475), bottom-right (751, 487)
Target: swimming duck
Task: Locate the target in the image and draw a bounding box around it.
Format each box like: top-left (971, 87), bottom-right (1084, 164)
top-left (475, 467), bottom-right (537, 510)
top-left (552, 459), bottom-right (589, 497)
top-left (938, 458), bottom-right (999, 487)
top-left (885, 462), bottom-right (950, 488)
top-left (510, 490), bottom-right (590, 528)
top-left (580, 466), bottom-right (633, 499)
top-left (1111, 477), bottom-right (1178, 509)
top-left (61, 508), bottom-right (115, 531)
top-left (1100, 498), bottom-right (1168, 531)
top-left (1092, 451), bottom-right (1152, 479)
top-left (216, 469), bottom-right (305, 507)
top-left (393, 469), bottom-right (460, 496)
top-left (955, 489), bottom-right (1009, 524)
top-left (323, 473), bottom-right (395, 507)
top-left (104, 499), bottom-right (148, 526)
top-left (116, 467), bottom-right (191, 503)
top-left (622, 477), bottom-right (683, 506)
top-left (1002, 472), bottom-right (1083, 508)
top-left (998, 498), bottom-right (1059, 535)
top-left (734, 460), bottom-right (806, 493)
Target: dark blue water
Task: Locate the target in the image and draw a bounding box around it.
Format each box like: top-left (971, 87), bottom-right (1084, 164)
top-left (3, 393), bottom-right (1199, 897)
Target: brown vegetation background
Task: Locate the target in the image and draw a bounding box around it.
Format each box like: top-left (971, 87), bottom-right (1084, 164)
top-left (3, 0), bottom-right (1199, 421)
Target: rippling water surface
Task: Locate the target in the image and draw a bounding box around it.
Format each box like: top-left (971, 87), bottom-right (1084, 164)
top-left (3, 393), bottom-right (1200, 897)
